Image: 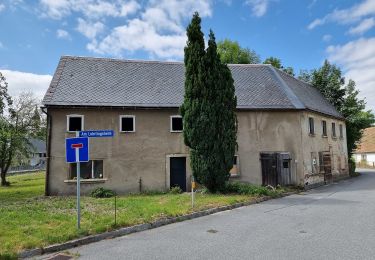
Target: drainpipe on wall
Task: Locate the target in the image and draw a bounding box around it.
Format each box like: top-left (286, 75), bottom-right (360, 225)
top-left (41, 106), bottom-right (52, 196)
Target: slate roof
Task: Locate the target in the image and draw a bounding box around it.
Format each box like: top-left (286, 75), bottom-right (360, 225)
top-left (355, 127), bottom-right (375, 153)
top-left (43, 56), bottom-right (343, 119)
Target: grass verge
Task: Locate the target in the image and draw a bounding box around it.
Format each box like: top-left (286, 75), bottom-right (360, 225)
top-left (0, 172), bottom-right (289, 258)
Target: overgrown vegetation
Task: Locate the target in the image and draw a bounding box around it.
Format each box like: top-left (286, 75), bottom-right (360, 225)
top-left (181, 12), bottom-right (237, 192)
top-left (1, 172), bottom-right (275, 258)
top-left (90, 187), bottom-right (117, 198)
top-left (223, 181), bottom-right (285, 197)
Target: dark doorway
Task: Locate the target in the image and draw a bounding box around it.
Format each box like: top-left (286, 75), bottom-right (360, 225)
top-left (260, 153), bottom-right (278, 187)
top-left (260, 152), bottom-right (292, 186)
top-left (170, 157), bottom-right (186, 191)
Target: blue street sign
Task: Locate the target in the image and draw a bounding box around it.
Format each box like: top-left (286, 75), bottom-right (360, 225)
top-left (66, 137), bottom-right (89, 163)
top-left (79, 130), bottom-right (114, 138)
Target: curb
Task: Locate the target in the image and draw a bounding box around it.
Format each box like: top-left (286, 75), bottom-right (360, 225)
top-left (19, 192), bottom-right (296, 259)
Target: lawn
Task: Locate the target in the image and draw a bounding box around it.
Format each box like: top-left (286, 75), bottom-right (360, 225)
top-left (0, 172), bottom-right (260, 258)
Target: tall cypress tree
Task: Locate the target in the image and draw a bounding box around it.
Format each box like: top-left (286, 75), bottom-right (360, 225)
top-left (181, 13), bottom-right (237, 192)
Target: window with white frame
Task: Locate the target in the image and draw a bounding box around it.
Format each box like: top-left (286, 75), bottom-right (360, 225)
top-left (67, 115), bottom-right (84, 132)
top-left (69, 160), bottom-right (104, 180)
top-left (230, 155), bottom-right (240, 177)
top-left (170, 115), bottom-right (183, 132)
top-left (120, 115), bottom-right (135, 132)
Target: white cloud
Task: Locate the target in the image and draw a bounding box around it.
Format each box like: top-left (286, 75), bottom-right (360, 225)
top-left (322, 34), bottom-right (332, 42)
top-left (327, 37), bottom-right (375, 111)
top-left (0, 70), bottom-right (52, 101)
top-left (39, 0), bottom-right (141, 20)
top-left (0, 3), bottom-right (5, 12)
top-left (348, 17), bottom-right (375, 35)
top-left (245, 0), bottom-right (269, 17)
top-left (76, 18), bottom-right (104, 39)
top-left (308, 0), bottom-right (375, 29)
top-left (56, 29), bottom-right (71, 40)
top-left (88, 0), bottom-right (213, 59)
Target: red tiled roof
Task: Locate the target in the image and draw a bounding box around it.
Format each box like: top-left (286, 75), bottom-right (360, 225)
top-left (356, 127), bottom-right (375, 153)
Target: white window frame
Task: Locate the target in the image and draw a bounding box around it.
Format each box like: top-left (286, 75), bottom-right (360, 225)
top-left (67, 114), bottom-right (84, 132)
top-left (119, 115), bottom-right (136, 133)
top-left (170, 115), bottom-right (183, 133)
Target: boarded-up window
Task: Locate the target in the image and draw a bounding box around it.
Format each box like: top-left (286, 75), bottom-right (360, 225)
top-left (322, 120), bottom-right (327, 137)
top-left (332, 122), bottom-right (336, 138)
top-left (339, 124), bottom-right (343, 139)
top-left (309, 117), bottom-right (315, 135)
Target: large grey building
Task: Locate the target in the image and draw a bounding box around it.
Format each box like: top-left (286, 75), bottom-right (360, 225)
top-left (42, 56), bottom-right (348, 195)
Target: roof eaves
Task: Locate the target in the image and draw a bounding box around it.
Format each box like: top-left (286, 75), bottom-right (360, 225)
top-left (42, 57), bottom-right (68, 104)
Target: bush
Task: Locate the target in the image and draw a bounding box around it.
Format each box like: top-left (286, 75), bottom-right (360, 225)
top-left (349, 157), bottom-right (356, 176)
top-left (222, 181), bottom-right (277, 196)
top-left (90, 187), bottom-right (117, 198)
top-left (169, 186), bottom-right (183, 194)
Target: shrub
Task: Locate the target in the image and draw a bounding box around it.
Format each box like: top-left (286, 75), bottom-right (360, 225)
top-left (349, 157), bottom-right (356, 176)
top-left (90, 187), bottom-right (117, 198)
top-left (169, 186), bottom-right (183, 194)
top-left (222, 181), bottom-right (277, 197)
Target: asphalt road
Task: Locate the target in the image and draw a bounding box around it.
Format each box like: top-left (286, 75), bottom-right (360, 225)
top-left (54, 170), bottom-right (375, 260)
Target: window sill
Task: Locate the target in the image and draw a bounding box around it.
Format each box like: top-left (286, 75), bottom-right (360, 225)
top-left (64, 178), bottom-right (107, 184)
top-left (170, 130), bottom-right (183, 133)
top-left (332, 137), bottom-right (337, 140)
top-left (230, 174), bottom-right (240, 178)
top-left (308, 133), bottom-right (316, 137)
top-left (322, 135), bottom-right (328, 138)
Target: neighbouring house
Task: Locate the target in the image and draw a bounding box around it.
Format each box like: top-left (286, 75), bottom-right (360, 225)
top-left (353, 126), bottom-right (375, 167)
top-left (29, 138), bottom-right (47, 167)
top-left (42, 56), bottom-right (348, 195)
top-left (10, 138), bottom-right (46, 173)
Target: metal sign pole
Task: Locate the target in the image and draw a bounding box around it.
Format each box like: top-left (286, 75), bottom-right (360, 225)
top-left (76, 132), bottom-right (81, 230)
top-left (191, 176), bottom-right (195, 208)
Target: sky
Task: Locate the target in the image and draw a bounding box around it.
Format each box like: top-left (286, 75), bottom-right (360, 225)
top-left (0, 0), bottom-right (374, 110)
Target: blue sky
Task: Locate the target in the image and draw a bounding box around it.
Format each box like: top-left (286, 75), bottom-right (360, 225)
top-left (0, 0), bottom-right (374, 110)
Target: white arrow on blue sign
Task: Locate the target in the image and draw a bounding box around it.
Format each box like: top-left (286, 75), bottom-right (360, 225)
top-left (65, 137), bottom-right (89, 163)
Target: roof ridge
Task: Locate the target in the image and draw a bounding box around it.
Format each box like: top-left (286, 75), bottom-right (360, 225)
top-left (61, 55), bottom-right (184, 65)
top-left (268, 66), bottom-right (305, 109)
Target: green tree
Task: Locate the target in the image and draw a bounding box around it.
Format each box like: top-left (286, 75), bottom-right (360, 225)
top-left (263, 56), bottom-right (295, 76)
top-left (0, 92), bottom-right (36, 186)
top-left (217, 39), bottom-right (260, 64)
top-left (181, 13), bottom-right (237, 192)
top-left (310, 60), bottom-right (346, 109)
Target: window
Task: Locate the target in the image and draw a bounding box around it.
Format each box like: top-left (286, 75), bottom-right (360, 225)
top-left (339, 124), bottom-right (343, 139)
top-left (230, 155), bottom-right (239, 177)
top-left (332, 122), bottom-right (336, 138)
top-left (170, 115), bottom-right (183, 132)
top-left (322, 120), bottom-right (327, 137)
top-left (308, 117), bottom-right (315, 135)
top-left (70, 160), bottom-right (104, 179)
top-left (67, 115), bottom-right (84, 132)
top-left (120, 115), bottom-right (135, 132)
top-left (283, 160), bottom-right (289, 169)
